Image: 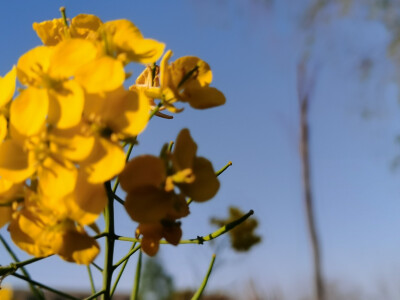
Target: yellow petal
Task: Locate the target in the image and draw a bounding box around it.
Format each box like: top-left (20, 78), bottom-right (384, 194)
top-left (71, 14), bottom-right (103, 39)
top-left (38, 157), bottom-right (78, 198)
top-left (10, 87), bottom-right (48, 137)
top-left (103, 20), bottom-right (164, 64)
top-left (124, 187), bottom-right (173, 223)
top-left (9, 211), bottom-right (54, 257)
top-left (33, 19), bottom-right (65, 46)
top-left (0, 66), bottom-right (16, 108)
top-left (48, 80), bottom-right (84, 129)
top-left (50, 126), bottom-right (95, 162)
top-left (82, 138), bottom-right (126, 183)
top-left (183, 86), bottom-right (226, 109)
top-left (170, 56), bottom-right (212, 88)
top-left (75, 56), bottom-right (125, 93)
top-left (49, 39), bottom-right (99, 78)
top-left (53, 229), bottom-right (100, 265)
top-left (119, 155), bottom-right (166, 193)
top-left (172, 128), bottom-right (197, 170)
top-left (17, 46), bottom-right (52, 86)
top-left (107, 89), bottom-right (150, 137)
top-left (63, 171), bottom-right (107, 225)
top-left (0, 140), bottom-right (36, 183)
top-left (178, 157), bottom-right (220, 202)
top-left (125, 38), bottom-right (165, 64)
top-left (0, 206), bottom-right (12, 228)
top-left (0, 114), bottom-right (8, 142)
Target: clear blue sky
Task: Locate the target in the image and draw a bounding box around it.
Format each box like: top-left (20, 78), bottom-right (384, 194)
top-left (1, 0), bottom-right (400, 298)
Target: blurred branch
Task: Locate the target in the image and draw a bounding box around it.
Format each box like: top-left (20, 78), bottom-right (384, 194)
top-left (298, 61), bottom-right (325, 300)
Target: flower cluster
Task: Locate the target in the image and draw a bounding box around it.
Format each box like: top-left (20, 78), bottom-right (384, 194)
top-left (119, 129), bottom-right (220, 255)
top-left (0, 12), bottom-right (225, 263)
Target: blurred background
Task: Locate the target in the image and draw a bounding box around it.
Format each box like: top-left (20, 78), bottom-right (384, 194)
top-left (2, 0), bottom-right (400, 299)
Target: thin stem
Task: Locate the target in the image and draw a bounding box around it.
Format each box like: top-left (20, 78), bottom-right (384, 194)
top-left (0, 235), bottom-right (45, 299)
top-left (84, 290), bottom-right (105, 300)
top-left (130, 250), bottom-right (142, 300)
top-left (87, 265), bottom-right (96, 295)
top-left (171, 210), bottom-right (254, 245)
top-left (110, 242), bottom-right (138, 297)
top-left (149, 102), bottom-right (162, 119)
top-left (91, 262), bottom-right (103, 272)
top-left (101, 181), bottom-right (116, 300)
top-left (216, 161), bottom-right (232, 176)
top-left (113, 245), bottom-right (141, 269)
top-left (115, 236), bottom-right (139, 242)
top-left (12, 273), bottom-right (79, 300)
top-left (191, 254), bottom-right (216, 300)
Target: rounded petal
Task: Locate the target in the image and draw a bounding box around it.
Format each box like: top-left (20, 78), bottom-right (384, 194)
top-left (71, 14), bottom-right (103, 39)
top-left (0, 140), bottom-right (36, 183)
top-left (33, 19), bottom-right (65, 46)
top-left (75, 56), bottom-right (125, 93)
top-left (82, 138), bottom-right (126, 183)
top-left (10, 87), bottom-right (48, 137)
top-left (38, 157), bottom-right (78, 198)
top-left (125, 38), bottom-right (165, 64)
top-left (50, 126), bottom-right (95, 162)
top-left (65, 171), bottom-right (107, 225)
top-left (119, 155), bottom-right (166, 193)
top-left (9, 211), bottom-right (54, 257)
top-left (49, 39), bottom-right (99, 78)
top-left (124, 187), bottom-right (173, 223)
top-left (137, 223), bottom-right (163, 256)
top-left (17, 46), bottom-right (52, 86)
top-left (170, 56), bottom-right (212, 88)
top-left (107, 89), bottom-right (150, 137)
top-left (53, 229), bottom-right (100, 265)
top-left (48, 80), bottom-right (84, 129)
top-left (172, 128), bottom-right (197, 170)
top-left (183, 86), bottom-right (226, 109)
top-left (0, 66), bottom-right (16, 108)
top-left (178, 157), bottom-right (220, 202)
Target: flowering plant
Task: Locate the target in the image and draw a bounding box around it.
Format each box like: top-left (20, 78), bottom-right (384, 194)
top-left (0, 8), bottom-right (257, 300)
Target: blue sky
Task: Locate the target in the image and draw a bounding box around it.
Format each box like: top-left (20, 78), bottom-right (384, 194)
top-left (1, 0), bottom-right (400, 298)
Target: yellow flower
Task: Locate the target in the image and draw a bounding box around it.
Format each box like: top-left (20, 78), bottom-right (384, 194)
top-left (9, 191), bottom-right (99, 264)
top-left (143, 50), bottom-right (225, 111)
top-left (119, 155), bottom-right (189, 224)
top-left (33, 14), bottom-right (103, 46)
top-left (102, 19), bottom-right (165, 64)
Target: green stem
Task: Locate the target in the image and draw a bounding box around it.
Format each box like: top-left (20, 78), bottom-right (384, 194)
top-left (149, 102), bottom-right (162, 119)
top-left (84, 290), bottom-right (105, 300)
top-left (113, 245), bottom-right (141, 269)
top-left (173, 209), bottom-right (254, 245)
top-left (130, 250), bottom-right (142, 300)
top-left (216, 161), bottom-right (232, 176)
top-left (191, 254), bottom-right (216, 300)
top-left (12, 272), bottom-right (78, 300)
top-left (87, 265), bottom-right (96, 295)
top-left (110, 242), bottom-right (137, 297)
top-left (101, 181), bottom-right (116, 300)
top-left (0, 235), bottom-right (45, 299)
top-left (91, 262), bottom-right (103, 272)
